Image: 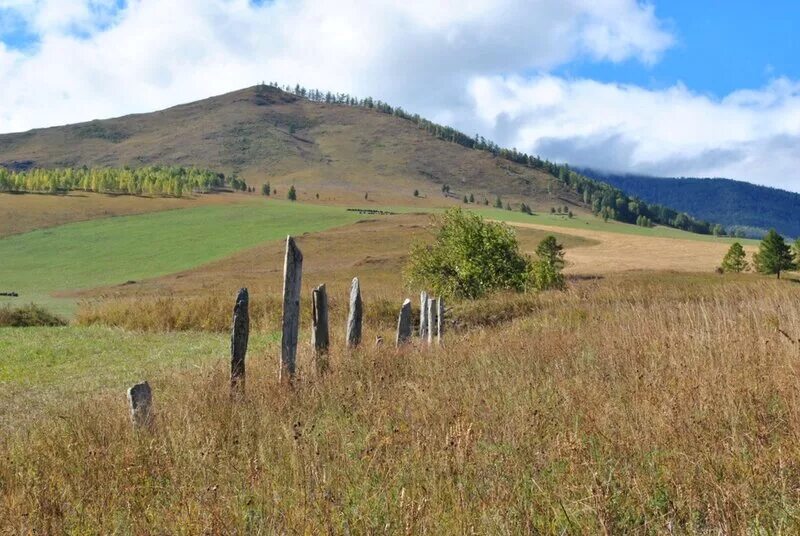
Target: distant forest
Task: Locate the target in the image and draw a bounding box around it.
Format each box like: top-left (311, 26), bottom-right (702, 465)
top-left (0, 166), bottom-right (247, 197)
top-left (578, 170), bottom-right (800, 239)
top-left (265, 82), bottom-right (722, 235)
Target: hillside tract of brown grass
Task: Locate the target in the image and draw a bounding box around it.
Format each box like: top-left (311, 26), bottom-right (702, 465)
top-left (4, 273), bottom-right (800, 533)
top-left (0, 86), bottom-right (583, 213)
top-left (507, 219), bottom-right (759, 274)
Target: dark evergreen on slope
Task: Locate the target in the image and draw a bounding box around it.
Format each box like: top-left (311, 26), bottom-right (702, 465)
top-left (578, 169), bottom-right (800, 238)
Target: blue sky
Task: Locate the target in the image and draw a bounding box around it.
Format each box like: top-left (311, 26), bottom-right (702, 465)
top-left (0, 0), bottom-right (798, 191)
top-left (558, 0), bottom-right (800, 97)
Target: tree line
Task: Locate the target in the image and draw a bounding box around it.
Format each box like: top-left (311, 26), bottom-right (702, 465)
top-left (262, 82), bottom-right (720, 235)
top-left (0, 166), bottom-right (247, 197)
top-left (720, 231), bottom-right (800, 279)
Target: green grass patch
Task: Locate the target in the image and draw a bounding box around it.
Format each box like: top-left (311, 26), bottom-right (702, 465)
top-left (0, 326), bottom-right (234, 389)
top-left (0, 325), bottom-right (261, 428)
top-left (472, 207), bottom-right (761, 245)
top-left (0, 200), bottom-right (362, 315)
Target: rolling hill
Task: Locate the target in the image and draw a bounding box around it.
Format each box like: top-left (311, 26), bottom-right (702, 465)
top-left (0, 85), bottom-right (581, 211)
top-left (579, 169), bottom-right (800, 238)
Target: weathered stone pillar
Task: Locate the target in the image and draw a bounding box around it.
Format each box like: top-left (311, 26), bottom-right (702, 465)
top-left (436, 297), bottom-right (444, 346)
top-left (419, 291), bottom-right (428, 339)
top-left (281, 236), bottom-right (303, 381)
top-left (127, 381), bottom-right (153, 430)
top-left (427, 297), bottom-right (438, 345)
top-left (396, 298), bottom-right (412, 347)
top-left (231, 288), bottom-right (249, 393)
top-left (311, 284), bottom-right (330, 373)
top-left (346, 277), bottom-right (363, 348)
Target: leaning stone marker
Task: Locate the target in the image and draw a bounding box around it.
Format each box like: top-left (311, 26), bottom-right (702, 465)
top-left (436, 297), bottom-right (445, 346)
top-left (311, 283), bottom-right (330, 373)
top-left (419, 291), bottom-right (428, 339)
top-left (396, 298), bottom-right (412, 347)
top-left (427, 297), bottom-right (438, 345)
top-left (281, 236), bottom-right (303, 381)
top-left (127, 381), bottom-right (153, 430)
top-left (230, 288), bottom-right (249, 393)
top-left (346, 277), bottom-right (363, 348)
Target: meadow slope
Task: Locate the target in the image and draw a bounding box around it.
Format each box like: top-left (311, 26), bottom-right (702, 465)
top-left (3, 274), bottom-right (800, 532)
top-left (0, 200), bottom-right (362, 315)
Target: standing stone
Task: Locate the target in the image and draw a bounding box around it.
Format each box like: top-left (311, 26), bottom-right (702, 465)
top-left (127, 381), bottom-right (153, 430)
top-left (427, 297), bottom-right (438, 346)
top-left (311, 284), bottom-right (330, 374)
top-left (281, 236), bottom-right (303, 381)
top-left (396, 298), bottom-right (412, 347)
top-left (346, 277), bottom-right (363, 348)
top-left (230, 288), bottom-right (249, 393)
top-left (437, 297), bottom-right (445, 346)
top-left (419, 291), bottom-right (429, 339)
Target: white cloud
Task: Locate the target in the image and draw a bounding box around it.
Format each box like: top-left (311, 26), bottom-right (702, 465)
top-left (468, 75), bottom-right (800, 189)
top-left (2, 0), bottom-right (799, 191)
top-left (0, 0), bottom-right (673, 130)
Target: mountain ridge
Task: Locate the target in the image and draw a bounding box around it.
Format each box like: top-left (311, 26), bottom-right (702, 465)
top-left (578, 169), bottom-right (800, 238)
top-left (0, 84), bottom-right (725, 236)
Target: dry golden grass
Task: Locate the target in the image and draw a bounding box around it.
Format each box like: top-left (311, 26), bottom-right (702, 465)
top-left (4, 273), bottom-right (800, 533)
top-left (509, 220), bottom-right (760, 274)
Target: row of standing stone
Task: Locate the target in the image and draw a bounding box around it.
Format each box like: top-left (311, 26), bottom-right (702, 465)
top-left (127, 235), bottom-right (445, 429)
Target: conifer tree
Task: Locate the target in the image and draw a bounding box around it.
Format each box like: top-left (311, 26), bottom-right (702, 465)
top-left (753, 229), bottom-right (794, 278)
top-left (720, 242), bottom-right (748, 273)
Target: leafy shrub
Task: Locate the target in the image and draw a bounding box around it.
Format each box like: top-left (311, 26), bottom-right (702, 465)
top-left (0, 304), bottom-right (66, 327)
top-left (404, 208), bottom-right (533, 299)
top-left (531, 235), bottom-right (566, 290)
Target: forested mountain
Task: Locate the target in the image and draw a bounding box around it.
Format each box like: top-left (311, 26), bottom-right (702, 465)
top-left (0, 83), bottom-right (716, 234)
top-left (579, 170), bottom-right (800, 238)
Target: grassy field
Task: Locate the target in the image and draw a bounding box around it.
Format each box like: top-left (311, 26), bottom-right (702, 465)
top-left (0, 326), bottom-right (268, 428)
top-left (0, 200), bottom-right (362, 315)
top-left (0, 190), bottom-right (242, 238)
top-left (3, 273), bottom-right (800, 532)
top-left (478, 207), bottom-right (761, 245)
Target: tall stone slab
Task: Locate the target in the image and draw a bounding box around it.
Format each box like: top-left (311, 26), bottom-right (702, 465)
top-left (230, 288), bottom-right (249, 393)
top-left (436, 297), bottom-right (445, 346)
top-left (396, 298), bottom-right (412, 347)
top-left (419, 291), bottom-right (429, 339)
top-left (427, 297), bottom-right (438, 346)
top-left (312, 284), bottom-right (330, 373)
top-left (281, 236), bottom-right (303, 381)
top-left (346, 277), bottom-right (363, 348)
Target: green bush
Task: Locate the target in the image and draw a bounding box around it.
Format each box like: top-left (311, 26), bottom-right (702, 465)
top-left (0, 304), bottom-right (67, 327)
top-left (404, 208), bottom-right (533, 299)
top-left (531, 235), bottom-right (566, 290)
